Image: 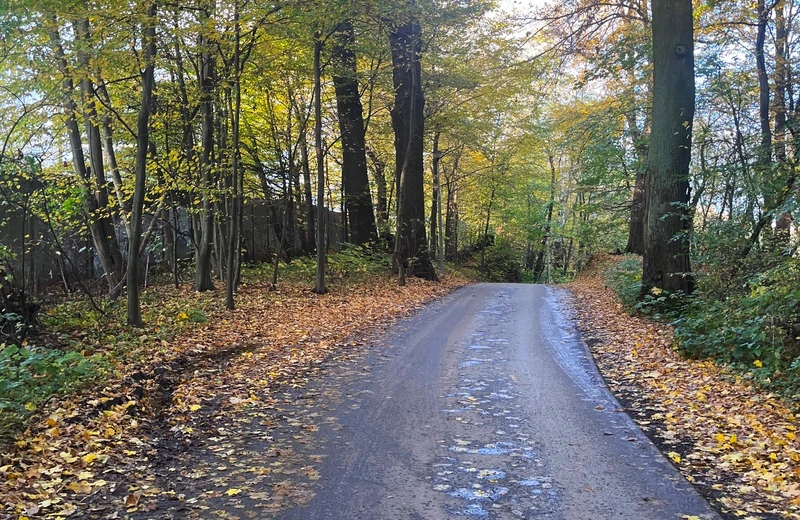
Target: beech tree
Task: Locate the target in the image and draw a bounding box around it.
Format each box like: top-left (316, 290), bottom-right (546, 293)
top-left (641, 0), bottom-right (695, 293)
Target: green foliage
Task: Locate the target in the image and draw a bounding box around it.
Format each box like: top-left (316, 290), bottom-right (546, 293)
top-left (602, 255), bottom-right (643, 309)
top-left (673, 259), bottom-right (800, 391)
top-left (0, 343), bottom-right (103, 434)
top-left (475, 240), bottom-right (523, 283)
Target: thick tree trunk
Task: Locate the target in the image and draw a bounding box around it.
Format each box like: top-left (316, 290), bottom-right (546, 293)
top-left (127, 2), bottom-right (156, 327)
top-left (332, 20), bottom-right (377, 246)
top-left (389, 19), bottom-right (436, 280)
top-left (642, 0), bottom-right (695, 294)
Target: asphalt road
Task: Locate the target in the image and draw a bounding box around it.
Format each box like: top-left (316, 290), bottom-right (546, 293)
top-left (280, 283), bottom-right (721, 520)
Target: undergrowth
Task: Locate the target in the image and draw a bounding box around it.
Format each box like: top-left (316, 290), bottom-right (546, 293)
top-left (0, 248), bottom-right (395, 436)
top-left (602, 254), bottom-right (800, 402)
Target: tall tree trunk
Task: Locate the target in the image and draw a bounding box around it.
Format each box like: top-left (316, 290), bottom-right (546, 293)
top-left (196, 16), bottom-right (216, 292)
top-left (429, 132), bottom-right (440, 257)
top-left (332, 20), bottom-right (377, 245)
top-left (624, 111), bottom-right (648, 255)
top-left (642, 0), bottom-right (695, 294)
top-left (75, 19), bottom-right (125, 276)
top-left (314, 34), bottom-right (327, 294)
top-left (300, 131), bottom-right (316, 253)
top-left (226, 2), bottom-right (241, 310)
top-left (127, 2), bottom-right (156, 327)
top-left (389, 18), bottom-right (436, 280)
top-left (534, 155), bottom-right (556, 283)
top-left (774, 0), bottom-right (792, 246)
top-left (50, 22), bottom-right (123, 297)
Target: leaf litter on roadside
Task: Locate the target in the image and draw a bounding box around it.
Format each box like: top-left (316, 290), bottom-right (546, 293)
top-left (0, 274), bottom-right (467, 518)
top-left (567, 255), bottom-right (800, 520)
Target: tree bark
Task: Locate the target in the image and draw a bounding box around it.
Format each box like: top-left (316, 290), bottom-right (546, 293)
top-left (50, 22), bottom-right (123, 297)
top-left (300, 130), bottom-right (316, 253)
top-left (389, 18), bottom-right (436, 280)
top-left (641, 0), bottom-right (695, 294)
top-left (127, 1), bottom-right (157, 327)
top-left (332, 20), bottom-right (377, 246)
top-left (314, 34), bottom-right (327, 294)
top-left (367, 147), bottom-right (389, 239)
top-left (226, 1), bottom-right (241, 310)
top-left (624, 111), bottom-right (648, 255)
top-left (773, 0), bottom-right (792, 246)
top-left (196, 13), bottom-right (216, 292)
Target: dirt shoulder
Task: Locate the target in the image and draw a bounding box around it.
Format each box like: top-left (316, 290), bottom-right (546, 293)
top-left (566, 255), bottom-right (800, 520)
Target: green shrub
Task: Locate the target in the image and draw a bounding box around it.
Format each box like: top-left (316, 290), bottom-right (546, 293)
top-left (673, 260), bottom-right (800, 381)
top-left (602, 255), bottom-right (642, 308)
top-left (0, 343), bottom-right (103, 434)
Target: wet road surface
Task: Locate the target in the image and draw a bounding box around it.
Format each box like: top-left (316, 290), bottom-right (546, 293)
top-left (280, 283), bottom-right (720, 520)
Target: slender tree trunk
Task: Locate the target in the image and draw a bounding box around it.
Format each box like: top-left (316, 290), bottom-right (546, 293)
top-left (534, 155), bottom-right (556, 282)
top-left (196, 18), bottom-right (216, 292)
top-left (127, 2), bottom-right (157, 327)
top-left (50, 23), bottom-right (123, 297)
top-left (367, 148), bottom-right (389, 239)
top-left (389, 18), bottom-right (436, 281)
top-left (624, 111), bottom-right (648, 254)
top-left (300, 131), bottom-right (316, 252)
top-left (774, 0), bottom-right (792, 246)
top-left (314, 34), bottom-right (327, 294)
top-left (642, 0), bottom-right (695, 294)
top-left (226, 2), bottom-right (241, 310)
top-left (429, 132), bottom-right (440, 256)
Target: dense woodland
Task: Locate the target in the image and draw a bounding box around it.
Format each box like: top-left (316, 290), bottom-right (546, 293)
top-left (2, 0), bottom-right (800, 406)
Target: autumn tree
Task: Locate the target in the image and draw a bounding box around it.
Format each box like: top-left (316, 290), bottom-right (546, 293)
top-left (641, 0), bottom-right (695, 293)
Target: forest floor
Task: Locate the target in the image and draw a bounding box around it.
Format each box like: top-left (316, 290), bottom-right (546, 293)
top-left (567, 254), bottom-right (800, 520)
top-left (0, 270), bottom-right (467, 519)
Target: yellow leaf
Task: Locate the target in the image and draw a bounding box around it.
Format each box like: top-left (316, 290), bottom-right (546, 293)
top-left (729, 434), bottom-right (738, 444)
top-left (715, 433), bottom-right (725, 443)
top-left (754, 360), bottom-right (763, 368)
top-left (189, 404), bottom-right (201, 412)
top-left (66, 481), bottom-right (92, 494)
top-left (82, 453), bottom-right (97, 465)
top-left (177, 312), bottom-right (189, 321)
top-left (60, 452), bottom-right (78, 463)
top-left (787, 432), bottom-right (796, 441)
top-left (225, 488), bottom-right (242, 496)
top-left (667, 452), bottom-right (681, 464)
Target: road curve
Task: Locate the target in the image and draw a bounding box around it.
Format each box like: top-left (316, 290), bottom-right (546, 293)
top-left (281, 283), bottom-right (720, 520)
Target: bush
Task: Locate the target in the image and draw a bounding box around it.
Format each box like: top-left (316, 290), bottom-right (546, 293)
top-left (602, 255), bottom-right (643, 308)
top-left (0, 343), bottom-right (102, 434)
top-left (673, 259), bottom-right (800, 380)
